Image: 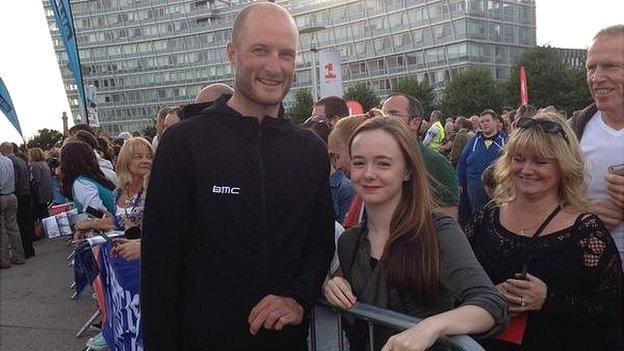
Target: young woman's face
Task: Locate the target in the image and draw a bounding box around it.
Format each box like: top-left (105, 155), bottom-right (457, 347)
top-left (510, 150), bottom-right (561, 200)
top-left (350, 129), bottom-right (408, 207)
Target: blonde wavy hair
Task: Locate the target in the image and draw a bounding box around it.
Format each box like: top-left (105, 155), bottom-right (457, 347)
top-left (492, 111), bottom-right (590, 211)
top-left (115, 137), bottom-right (153, 192)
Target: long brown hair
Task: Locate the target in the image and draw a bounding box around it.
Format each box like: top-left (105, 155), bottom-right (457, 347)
top-left (349, 117), bottom-right (440, 304)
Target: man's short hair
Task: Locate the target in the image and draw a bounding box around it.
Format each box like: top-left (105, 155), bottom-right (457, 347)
top-left (594, 24), bottom-right (624, 40)
top-left (315, 96), bottom-right (349, 119)
top-left (68, 123), bottom-right (95, 136)
top-left (430, 110), bottom-right (443, 122)
top-left (387, 92), bottom-right (424, 119)
top-left (196, 83), bottom-right (234, 103)
top-left (480, 109), bottom-right (501, 122)
top-left (230, 3), bottom-right (296, 47)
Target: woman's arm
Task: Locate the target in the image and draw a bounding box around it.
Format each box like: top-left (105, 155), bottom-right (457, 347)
top-left (382, 305), bottom-right (494, 351)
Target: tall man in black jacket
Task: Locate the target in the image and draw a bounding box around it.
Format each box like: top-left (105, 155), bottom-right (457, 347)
top-left (141, 3), bottom-right (335, 350)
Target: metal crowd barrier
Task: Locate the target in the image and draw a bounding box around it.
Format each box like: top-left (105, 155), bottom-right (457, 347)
top-left (310, 300), bottom-right (485, 351)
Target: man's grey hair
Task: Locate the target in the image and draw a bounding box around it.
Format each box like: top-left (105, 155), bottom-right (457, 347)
top-left (594, 24), bottom-right (624, 39)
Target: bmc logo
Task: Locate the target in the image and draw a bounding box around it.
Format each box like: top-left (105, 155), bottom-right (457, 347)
top-left (212, 185), bottom-right (241, 195)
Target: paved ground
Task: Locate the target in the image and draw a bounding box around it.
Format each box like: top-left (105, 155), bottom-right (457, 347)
top-left (0, 237), bottom-right (98, 351)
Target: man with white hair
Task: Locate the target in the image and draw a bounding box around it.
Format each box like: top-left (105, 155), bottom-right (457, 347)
top-left (570, 25), bottom-right (624, 270)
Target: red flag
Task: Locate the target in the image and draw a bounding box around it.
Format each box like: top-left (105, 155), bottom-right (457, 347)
top-left (519, 67), bottom-right (529, 105)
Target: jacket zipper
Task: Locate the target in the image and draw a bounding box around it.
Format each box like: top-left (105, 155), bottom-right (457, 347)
top-left (257, 125), bottom-right (269, 289)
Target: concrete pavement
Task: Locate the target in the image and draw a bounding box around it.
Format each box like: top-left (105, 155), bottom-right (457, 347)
top-left (0, 237), bottom-right (97, 350)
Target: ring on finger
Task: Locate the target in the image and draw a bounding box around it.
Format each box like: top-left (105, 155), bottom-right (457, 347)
top-left (520, 296), bottom-right (526, 307)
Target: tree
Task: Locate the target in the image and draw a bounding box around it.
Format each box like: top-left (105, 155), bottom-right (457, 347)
top-left (141, 123), bottom-right (157, 140)
top-left (440, 68), bottom-right (502, 117)
top-left (288, 89), bottom-right (313, 125)
top-left (393, 77), bottom-right (435, 117)
top-left (343, 83), bottom-right (380, 112)
top-left (559, 67), bottom-right (593, 115)
top-left (505, 46), bottom-right (579, 111)
top-left (26, 128), bottom-right (64, 150)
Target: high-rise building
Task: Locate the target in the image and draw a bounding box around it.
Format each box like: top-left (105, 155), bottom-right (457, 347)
top-left (44, 0), bottom-right (536, 135)
top-left (553, 47), bottom-right (587, 68)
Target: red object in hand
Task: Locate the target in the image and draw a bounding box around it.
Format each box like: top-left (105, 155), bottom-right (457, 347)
top-left (495, 312), bottom-right (528, 345)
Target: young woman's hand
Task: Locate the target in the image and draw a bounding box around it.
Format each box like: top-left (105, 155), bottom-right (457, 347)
top-left (381, 319), bottom-right (440, 351)
top-left (323, 276), bottom-right (357, 309)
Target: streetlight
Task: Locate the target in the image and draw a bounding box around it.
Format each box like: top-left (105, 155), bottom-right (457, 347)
top-left (298, 26), bottom-right (327, 102)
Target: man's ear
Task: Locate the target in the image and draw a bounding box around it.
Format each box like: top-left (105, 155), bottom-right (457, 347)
top-left (227, 42), bottom-right (237, 67)
top-left (403, 172), bottom-right (411, 182)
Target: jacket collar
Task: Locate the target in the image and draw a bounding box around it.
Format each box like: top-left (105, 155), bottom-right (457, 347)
top-left (198, 95), bottom-right (293, 138)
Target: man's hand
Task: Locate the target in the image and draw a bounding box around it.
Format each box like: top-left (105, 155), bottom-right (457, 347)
top-left (606, 172), bottom-right (624, 210)
top-left (248, 295), bottom-right (304, 335)
top-left (592, 199), bottom-right (624, 230)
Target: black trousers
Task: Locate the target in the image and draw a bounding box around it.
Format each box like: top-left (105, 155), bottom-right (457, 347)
top-left (15, 193), bottom-right (35, 257)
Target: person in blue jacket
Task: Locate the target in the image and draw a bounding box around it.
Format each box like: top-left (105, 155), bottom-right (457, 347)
top-left (457, 109), bottom-right (508, 223)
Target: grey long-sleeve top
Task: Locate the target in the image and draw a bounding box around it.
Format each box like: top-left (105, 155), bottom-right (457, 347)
top-left (338, 215), bottom-right (508, 350)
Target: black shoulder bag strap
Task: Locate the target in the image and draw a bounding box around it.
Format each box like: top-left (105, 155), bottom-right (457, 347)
top-left (521, 204), bottom-right (563, 276)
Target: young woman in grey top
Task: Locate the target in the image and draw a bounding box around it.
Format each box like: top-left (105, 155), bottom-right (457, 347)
top-left (323, 117), bottom-right (507, 351)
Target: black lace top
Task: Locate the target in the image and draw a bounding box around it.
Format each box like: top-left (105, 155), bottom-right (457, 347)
top-left (464, 203), bottom-right (623, 351)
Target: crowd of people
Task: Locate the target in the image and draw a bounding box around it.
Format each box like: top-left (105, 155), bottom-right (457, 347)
top-left (0, 3), bottom-right (622, 351)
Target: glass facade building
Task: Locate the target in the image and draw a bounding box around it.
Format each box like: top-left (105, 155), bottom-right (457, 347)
top-left (44, 0), bottom-right (536, 135)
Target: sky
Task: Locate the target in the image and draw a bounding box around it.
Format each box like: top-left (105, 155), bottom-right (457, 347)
top-left (1, 0), bottom-right (623, 144)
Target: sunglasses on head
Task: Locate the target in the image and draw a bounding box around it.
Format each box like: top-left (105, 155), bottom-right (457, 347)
top-left (516, 117), bottom-right (569, 144)
top-left (303, 114), bottom-right (329, 125)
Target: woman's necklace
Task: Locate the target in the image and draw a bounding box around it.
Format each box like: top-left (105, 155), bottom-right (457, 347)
top-left (511, 202), bottom-right (552, 236)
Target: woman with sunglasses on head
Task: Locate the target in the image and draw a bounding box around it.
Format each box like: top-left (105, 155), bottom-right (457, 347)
top-left (324, 117), bottom-right (507, 351)
top-left (465, 111), bottom-right (623, 350)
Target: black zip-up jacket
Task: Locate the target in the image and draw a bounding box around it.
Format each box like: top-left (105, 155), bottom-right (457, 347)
top-left (141, 96), bottom-right (335, 350)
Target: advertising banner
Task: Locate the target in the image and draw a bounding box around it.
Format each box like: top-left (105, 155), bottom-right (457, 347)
top-left (318, 50), bottom-right (344, 99)
top-left (519, 67), bottom-right (529, 105)
top-left (49, 0), bottom-right (88, 120)
top-left (0, 78), bottom-right (23, 136)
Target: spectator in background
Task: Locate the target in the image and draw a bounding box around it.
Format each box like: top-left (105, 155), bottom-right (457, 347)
top-left (469, 115), bottom-right (480, 132)
top-left (449, 117), bottom-right (475, 167)
top-left (45, 148), bottom-right (67, 205)
top-left (0, 152), bottom-right (25, 268)
top-left (0, 142), bottom-right (35, 258)
top-left (457, 109), bottom-right (508, 223)
top-left (324, 117), bottom-right (507, 351)
top-left (571, 24), bottom-right (624, 270)
top-left (328, 115), bottom-right (370, 228)
top-left (60, 141), bottom-right (117, 215)
top-left (312, 96), bottom-right (349, 127)
top-left (28, 148), bottom-right (54, 222)
top-left (196, 83), bottom-right (234, 104)
top-left (423, 110), bottom-right (445, 151)
top-left (466, 112), bottom-right (622, 350)
top-left (74, 137), bottom-right (153, 260)
top-left (302, 115), bottom-right (353, 222)
top-left (151, 106), bottom-right (171, 151)
top-left (68, 123), bottom-right (95, 137)
top-left (162, 106), bottom-right (182, 133)
top-left (382, 93), bottom-right (459, 219)
top-left (180, 83), bottom-right (235, 120)
top-left (71, 130), bottom-right (119, 187)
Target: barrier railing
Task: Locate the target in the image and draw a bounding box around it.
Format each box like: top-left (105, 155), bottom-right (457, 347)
top-left (310, 300), bottom-right (485, 351)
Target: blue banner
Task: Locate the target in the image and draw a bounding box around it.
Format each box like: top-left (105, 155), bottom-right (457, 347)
top-left (0, 78), bottom-right (22, 136)
top-left (49, 0), bottom-right (86, 119)
top-left (99, 242), bottom-right (143, 351)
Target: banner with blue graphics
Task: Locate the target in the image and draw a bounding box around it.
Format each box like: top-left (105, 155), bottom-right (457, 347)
top-left (49, 0), bottom-right (86, 118)
top-left (99, 242), bottom-right (143, 351)
top-left (0, 78), bottom-right (22, 136)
